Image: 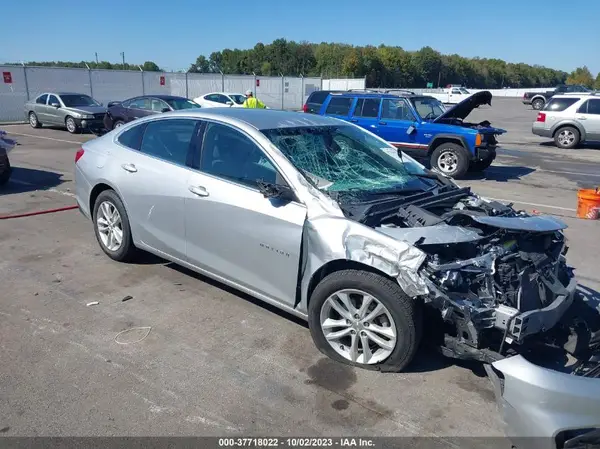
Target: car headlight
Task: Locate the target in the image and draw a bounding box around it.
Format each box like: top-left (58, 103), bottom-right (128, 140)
top-left (81, 114), bottom-right (94, 119)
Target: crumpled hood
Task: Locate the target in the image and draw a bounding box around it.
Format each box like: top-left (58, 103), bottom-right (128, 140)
top-left (65, 105), bottom-right (107, 115)
top-left (433, 90), bottom-right (493, 122)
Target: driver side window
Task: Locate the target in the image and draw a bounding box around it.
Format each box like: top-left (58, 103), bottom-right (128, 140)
top-left (381, 99), bottom-right (416, 121)
top-left (199, 122), bottom-right (278, 188)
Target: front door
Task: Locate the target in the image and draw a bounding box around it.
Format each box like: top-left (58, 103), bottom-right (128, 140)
top-left (578, 99), bottom-right (600, 141)
top-left (184, 121), bottom-right (306, 306)
top-left (350, 97), bottom-right (381, 135)
top-left (377, 98), bottom-right (422, 154)
top-left (46, 94), bottom-right (63, 125)
top-left (112, 118), bottom-right (200, 260)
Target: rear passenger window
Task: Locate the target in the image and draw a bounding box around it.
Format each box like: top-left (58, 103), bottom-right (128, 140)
top-left (326, 97), bottom-right (353, 116)
top-left (117, 124), bottom-right (145, 150)
top-left (36, 94), bottom-right (48, 104)
top-left (358, 99), bottom-right (380, 117)
top-left (140, 119), bottom-right (198, 165)
top-left (543, 98), bottom-right (579, 112)
top-left (585, 99), bottom-right (600, 115)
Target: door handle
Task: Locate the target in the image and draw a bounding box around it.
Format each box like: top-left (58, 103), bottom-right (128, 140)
top-left (577, 117), bottom-right (587, 120)
top-left (379, 121), bottom-right (387, 125)
top-left (350, 119), bottom-right (358, 122)
top-left (121, 163), bottom-right (137, 173)
top-left (188, 185), bottom-right (209, 197)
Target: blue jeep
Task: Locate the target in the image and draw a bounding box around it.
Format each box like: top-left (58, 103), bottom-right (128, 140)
top-left (317, 91), bottom-right (506, 179)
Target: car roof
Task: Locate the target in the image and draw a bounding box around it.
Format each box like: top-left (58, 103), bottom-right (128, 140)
top-left (553, 92), bottom-right (598, 98)
top-left (158, 108), bottom-right (343, 129)
top-left (143, 94), bottom-right (189, 100)
top-left (331, 92), bottom-right (401, 99)
top-left (43, 92), bottom-right (91, 96)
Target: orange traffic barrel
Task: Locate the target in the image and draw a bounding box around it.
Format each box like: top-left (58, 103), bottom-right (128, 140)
top-left (577, 188), bottom-right (600, 219)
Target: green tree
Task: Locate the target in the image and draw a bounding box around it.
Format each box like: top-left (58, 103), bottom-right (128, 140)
top-left (595, 72), bottom-right (600, 90)
top-left (566, 66), bottom-right (595, 88)
top-left (141, 61), bottom-right (161, 71)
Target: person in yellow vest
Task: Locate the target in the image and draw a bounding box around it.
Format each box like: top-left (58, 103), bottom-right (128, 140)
top-left (242, 89), bottom-right (266, 109)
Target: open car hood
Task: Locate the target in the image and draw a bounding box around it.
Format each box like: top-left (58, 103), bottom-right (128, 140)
top-left (432, 90), bottom-right (493, 122)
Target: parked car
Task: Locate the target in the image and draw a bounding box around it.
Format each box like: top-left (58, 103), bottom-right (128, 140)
top-left (24, 92), bottom-right (107, 134)
top-left (317, 91), bottom-right (505, 178)
top-left (523, 84), bottom-right (591, 110)
top-left (75, 108), bottom-right (599, 446)
top-left (420, 85), bottom-right (473, 104)
top-left (103, 95), bottom-right (200, 130)
top-left (0, 130), bottom-right (17, 187)
top-left (194, 92), bottom-right (247, 108)
top-left (302, 90), bottom-right (344, 114)
top-left (532, 92), bottom-right (600, 149)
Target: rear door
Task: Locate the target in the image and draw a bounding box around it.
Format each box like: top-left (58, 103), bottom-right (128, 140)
top-left (322, 96), bottom-right (354, 120)
top-left (577, 99), bottom-right (600, 141)
top-left (112, 118), bottom-right (200, 260)
top-left (126, 97), bottom-right (153, 122)
top-left (33, 94), bottom-right (49, 121)
top-left (184, 121), bottom-right (306, 306)
top-left (349, 97), bottom-right (381, 134)
top-left (376, 98), bottom-right (421, 151)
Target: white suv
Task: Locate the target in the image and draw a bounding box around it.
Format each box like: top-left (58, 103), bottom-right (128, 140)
top-left (532, 92), bottom-right (600, 149)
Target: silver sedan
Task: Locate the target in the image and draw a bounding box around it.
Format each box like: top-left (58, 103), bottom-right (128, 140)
top-left (75, 108), bottom-right (600, 444)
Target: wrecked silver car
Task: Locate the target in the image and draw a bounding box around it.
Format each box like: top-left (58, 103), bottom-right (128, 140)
top-left (75, 109), bottom-right (599, 446)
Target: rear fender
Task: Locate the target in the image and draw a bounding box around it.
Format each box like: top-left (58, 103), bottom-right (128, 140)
top-left (551, 121), bottom-right (587, 141)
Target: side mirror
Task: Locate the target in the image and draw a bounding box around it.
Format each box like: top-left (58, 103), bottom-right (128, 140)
top-left (51, 102), bottom-right (60, 108)
top-left (161, 107), bottom-right (170, 113)
top-left (226, 101), bottom-right (233, 106)
top-left (257, 180), bottom-right (297, 202)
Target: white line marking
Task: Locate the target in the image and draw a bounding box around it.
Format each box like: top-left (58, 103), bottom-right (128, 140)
top-left (487, 197), bottom-right (576, 212)
top-left (487, 166), bottom-right (600, 178)
top-left (10, 179), bottom-right (76, 198)
top-left (7, 131), bottom-right (86, 145)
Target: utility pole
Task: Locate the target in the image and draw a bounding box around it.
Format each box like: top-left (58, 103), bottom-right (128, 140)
top-left (120, 52), bottom-right (125, 68)
top-left (95, 52), bottom-right (99, 64)
top-left (437, 71), bottom-right (442, 88)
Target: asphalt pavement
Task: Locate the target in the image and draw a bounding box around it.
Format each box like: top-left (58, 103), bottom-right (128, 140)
top-left (1, 99), bottom-right (599, 441)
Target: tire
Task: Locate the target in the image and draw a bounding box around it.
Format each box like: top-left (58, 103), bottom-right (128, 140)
top-left (554, 126), bottom-right (580, 149)
top-left (308, 269), bottom-right (422, 372)
top-left (532, 98), bottom-right (545, 110)
top-left (92, 189), bottom-right (137, 262)
top-left (430, 143), bottom-right (470, 179)
top-left (29, 112), bottom-right (42, 128)
top-left (113, 120), bottom-right (125, 130)
top-left (468, 155), bottom-right (495, 172)
top-left (65, 116), bottom-right (79, 134)
top-left (0, 154), bottom-right (10, 186)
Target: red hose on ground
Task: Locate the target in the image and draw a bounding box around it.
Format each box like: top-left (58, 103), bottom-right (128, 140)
top-left (0, 204), bottom-right (78, 220)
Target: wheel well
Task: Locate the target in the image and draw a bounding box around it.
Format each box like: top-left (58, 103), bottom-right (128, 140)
top-left (89, 183), bottom-right (113, 213)
top-left (552, 124), bottom-right (581, 138)
top-left (306, 259), bottom-right (397, 307)
top-left (428, 137), bottom-right (465, 156)
top-left (65, 115), bottom-right (74, 124)
top-left (532, 96), bottom-right (545, 103)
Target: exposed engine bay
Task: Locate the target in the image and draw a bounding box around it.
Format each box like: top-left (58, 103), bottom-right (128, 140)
top-left (337, 184), bottom-right (600, 378)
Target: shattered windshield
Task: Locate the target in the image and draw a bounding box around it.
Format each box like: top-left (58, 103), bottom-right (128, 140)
top-left (261, 125), bottom-right (429, 192)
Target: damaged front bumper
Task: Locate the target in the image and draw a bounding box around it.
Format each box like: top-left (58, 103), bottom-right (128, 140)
top-left (485, 354), bottom-right (600, 449)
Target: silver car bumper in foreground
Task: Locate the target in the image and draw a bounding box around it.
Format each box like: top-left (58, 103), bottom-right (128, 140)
top-left (486, 355), bottom-right (600, 449)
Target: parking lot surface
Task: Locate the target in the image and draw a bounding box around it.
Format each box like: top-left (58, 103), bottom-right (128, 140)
top-left (1, 98), bottom-right (599, 441)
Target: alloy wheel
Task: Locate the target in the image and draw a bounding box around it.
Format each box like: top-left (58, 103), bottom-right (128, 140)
top-left (319, 289), bottom-right (397, 365)
top-left (96, 201), bottom-right (123, 252)
top-left (557, 129), bottom-right (576, 147)
top-left (29, 113), bottom-right (37, 127)
top-left (437, 150), bottom-right (459, 174)
top-left (66, 118), bottom-right (76, 133)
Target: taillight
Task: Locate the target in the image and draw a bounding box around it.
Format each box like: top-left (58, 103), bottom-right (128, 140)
top-left (75, 148), bottom-right (84, 163)
top-left (303, 103), bottom-right (308, 113)
top-left (536, 113), bottom-right (546, 122)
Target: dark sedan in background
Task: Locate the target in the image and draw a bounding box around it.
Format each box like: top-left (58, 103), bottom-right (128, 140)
top-left (103, 95), bottom-right (201, 130)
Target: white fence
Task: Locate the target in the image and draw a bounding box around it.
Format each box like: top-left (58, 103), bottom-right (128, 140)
top-left (322, 78), bottom-right (367, 91)
top-left (0, 65), bottom-right (364, 123)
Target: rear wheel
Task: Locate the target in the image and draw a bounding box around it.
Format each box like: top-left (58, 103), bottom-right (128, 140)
top-left (308, 269), bottom-right (422, 372)
top-left (29, 112), bottom-right (41, 128)
top-left (0, 153), bottom-right (11, 186)
top-left (554, 126), bottom-right (580, 149)
top-left (92, 190), bottom-right (137, 262)
top-left (532, 98), bottom-right (545, 110)
top-left (430, 143), bottom-right (470, 179)
top-left (113, 120), bottom-right (125, 129)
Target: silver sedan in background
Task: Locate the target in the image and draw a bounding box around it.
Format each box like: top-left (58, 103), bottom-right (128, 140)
top-left (74, 108), bottom-right (600, 448)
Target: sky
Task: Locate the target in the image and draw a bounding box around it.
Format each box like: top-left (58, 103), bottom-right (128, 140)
top-left (2, 0), bottom-right (599, 76)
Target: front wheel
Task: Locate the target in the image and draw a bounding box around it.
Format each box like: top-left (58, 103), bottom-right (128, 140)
top-left (92, 190), bottom-right (137, 262)
top-left (430, 143), bottom-right (470, 179)
top-left (469, 155), bottom-right (495, 172)
top-left (308, 269), bottom-right (422, 372)
top-left (65, 116), bottom-right (79, 134)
